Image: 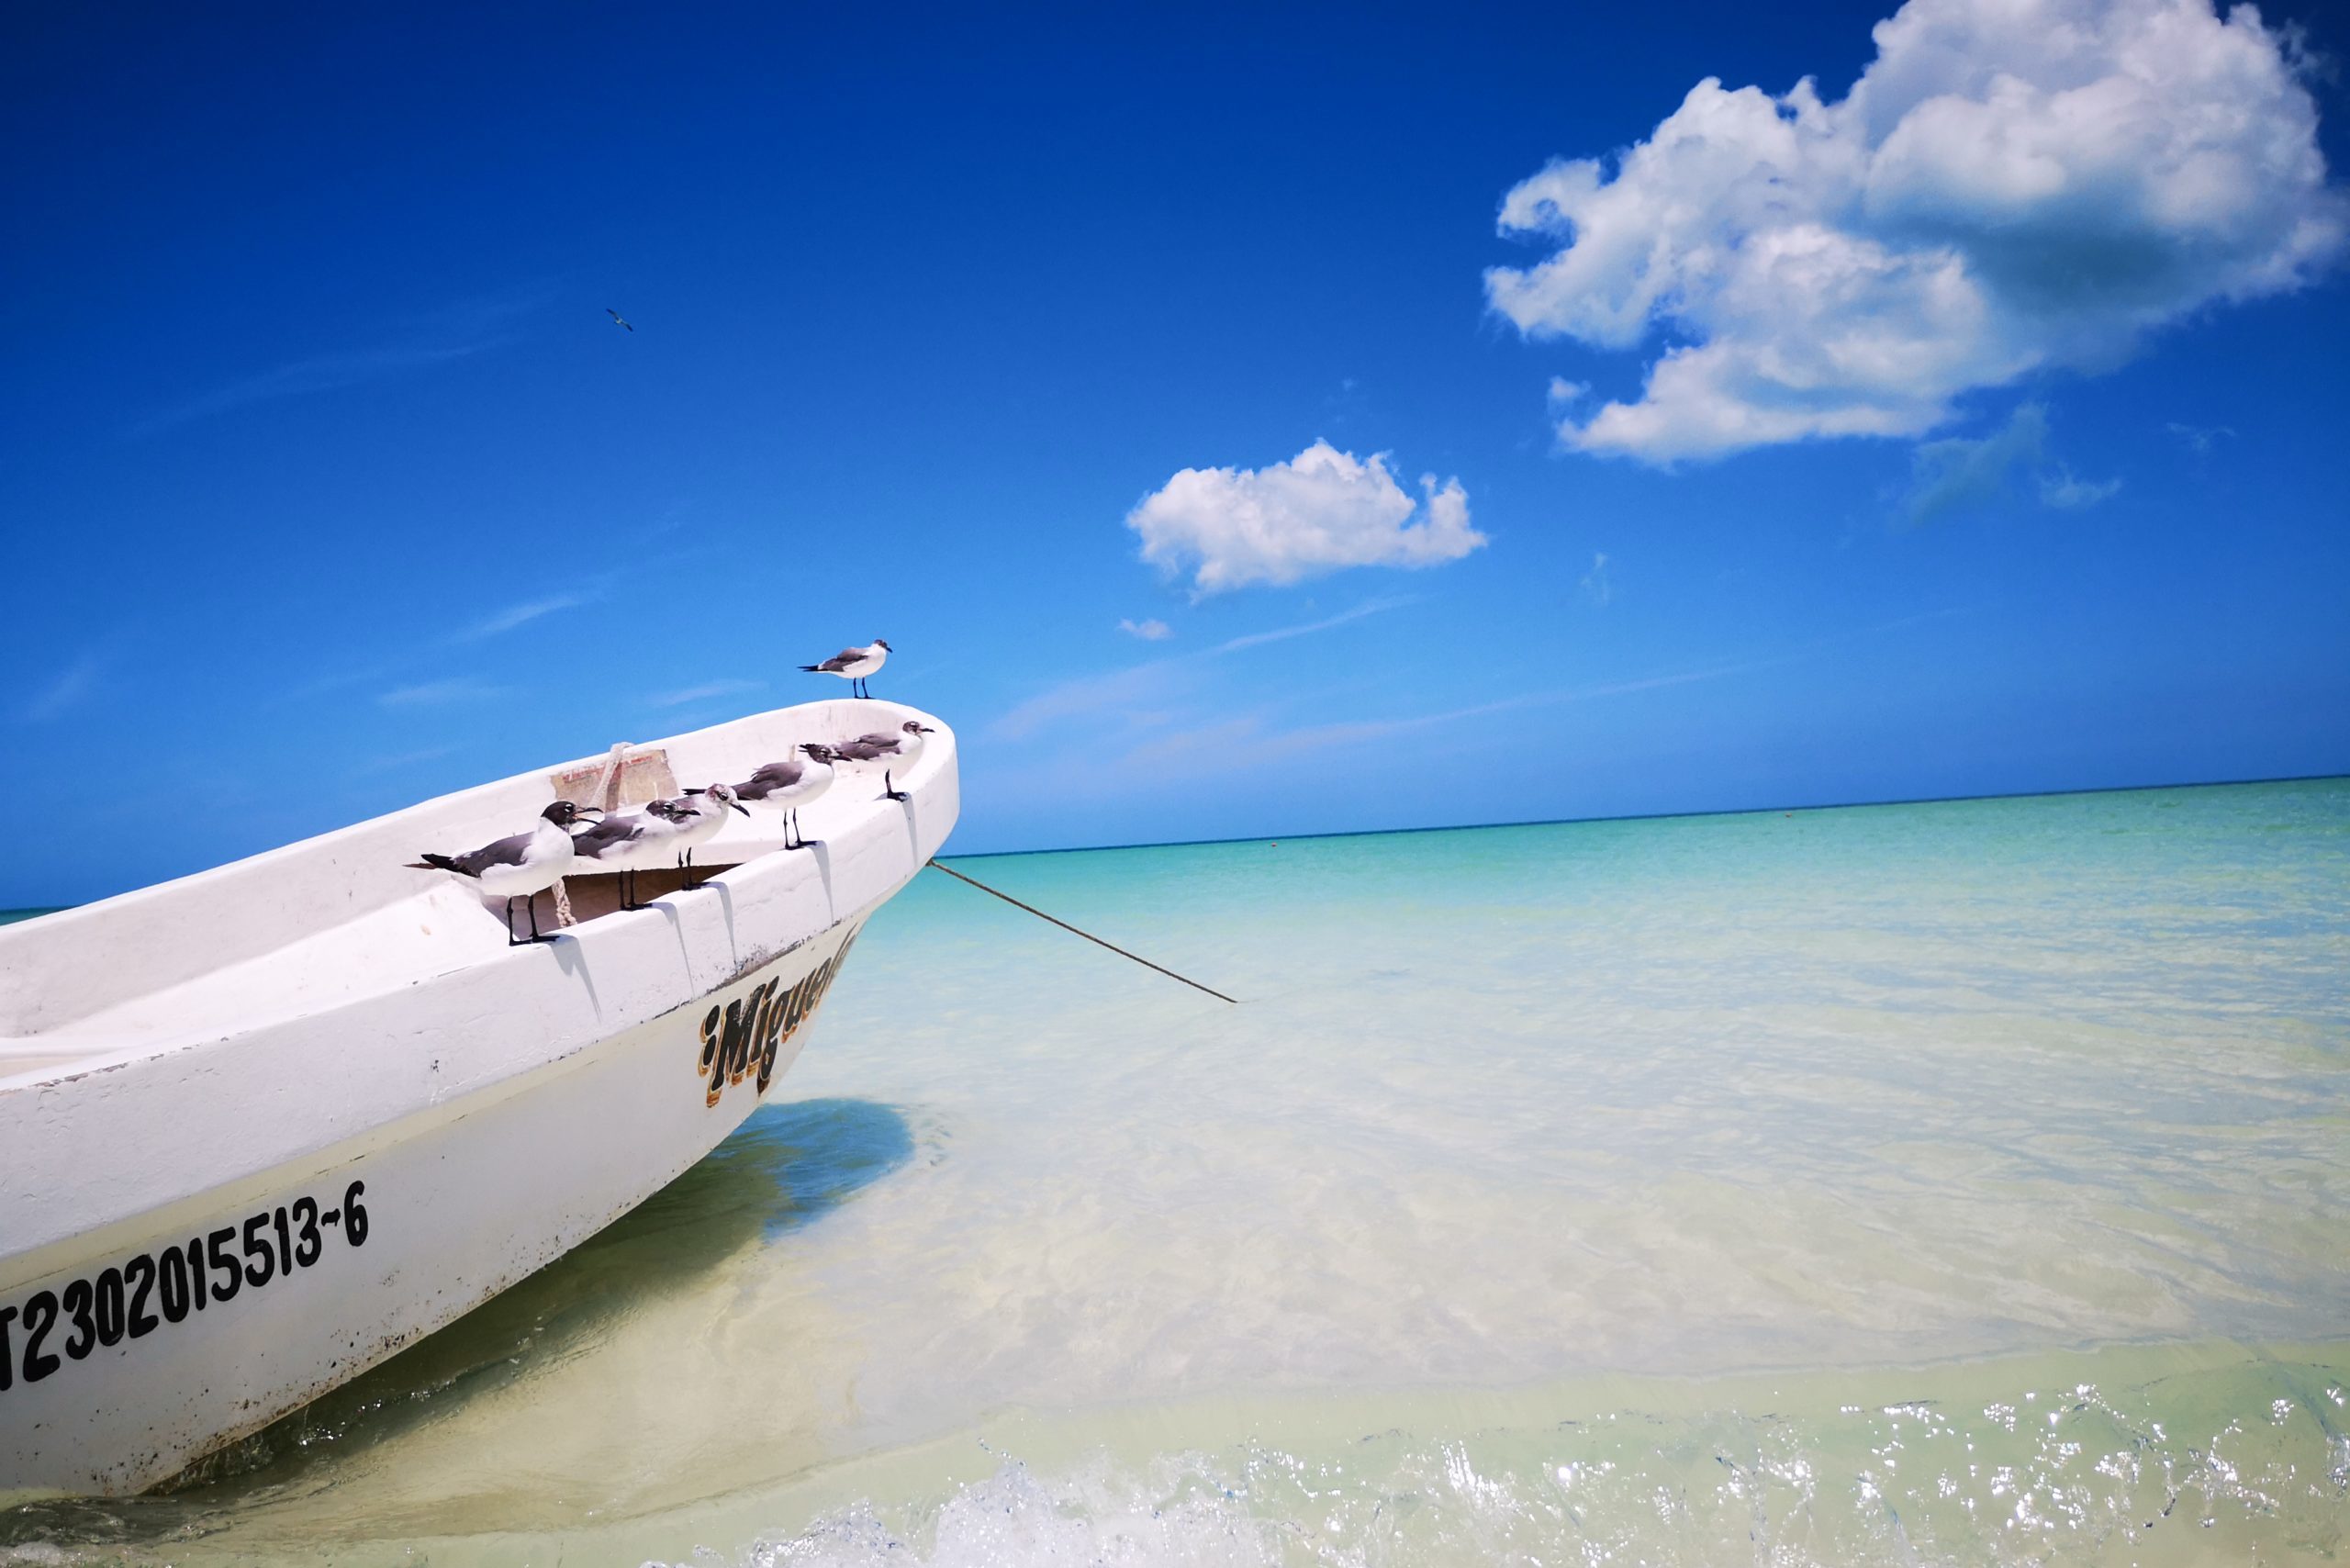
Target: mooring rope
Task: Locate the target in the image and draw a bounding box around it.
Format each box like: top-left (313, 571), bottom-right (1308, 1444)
top-left (924, 859), bottom-right (1238, 1004)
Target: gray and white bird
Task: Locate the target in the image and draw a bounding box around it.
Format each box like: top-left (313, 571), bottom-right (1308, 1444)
top-left (730, 744), bottom-right (836, 849)
top-left (668, 781), bottom-right (751, 887)
top-left (412, 801), bottom-right (598, 945)
top-left (831, 721), bottom-right (934, 801)
top-left (607, 308), bottom-right (633, 331)
top-left (799, 639), bottom-right (890, 699)
top-left (568, 797), bottom-right (698, 910)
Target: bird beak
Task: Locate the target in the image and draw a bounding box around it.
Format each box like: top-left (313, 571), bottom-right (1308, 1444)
top-left (732, 801), bottom-right (751, 816)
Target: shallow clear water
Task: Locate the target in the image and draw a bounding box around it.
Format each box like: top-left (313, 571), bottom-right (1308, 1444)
top-left (5, 779), bottom-right (2347, 1564)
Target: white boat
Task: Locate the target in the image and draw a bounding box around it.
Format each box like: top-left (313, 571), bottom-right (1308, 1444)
top-left (0, 700), bottom-right (957, 1500)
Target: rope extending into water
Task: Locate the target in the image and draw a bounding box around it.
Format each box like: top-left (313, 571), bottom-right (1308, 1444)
top-left (924, 858), bottom-right (1238, 1004)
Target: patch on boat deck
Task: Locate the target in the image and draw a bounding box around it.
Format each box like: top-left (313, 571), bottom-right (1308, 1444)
top-left (548, 747), bottom-right (677, 811)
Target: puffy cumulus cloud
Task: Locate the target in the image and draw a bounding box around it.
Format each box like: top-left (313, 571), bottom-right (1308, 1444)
top-left (1487, 0), bottom-right (2345, 462)
top-left (1127, 441), bottom-right (1484, 595)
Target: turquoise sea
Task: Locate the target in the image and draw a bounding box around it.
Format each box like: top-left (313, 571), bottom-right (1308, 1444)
top-left (4, 779), bottom-right (2348, 1564)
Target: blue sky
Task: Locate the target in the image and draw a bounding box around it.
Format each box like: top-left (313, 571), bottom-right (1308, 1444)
top-left (5, 0), bottom-right (2346, 905)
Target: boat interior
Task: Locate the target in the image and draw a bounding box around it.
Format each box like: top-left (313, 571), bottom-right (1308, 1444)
top-left (0, 700), bottom-right (946, 1087)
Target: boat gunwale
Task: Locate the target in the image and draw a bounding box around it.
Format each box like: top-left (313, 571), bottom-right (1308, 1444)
top-left (0, 700), bottom-right (950, 1086)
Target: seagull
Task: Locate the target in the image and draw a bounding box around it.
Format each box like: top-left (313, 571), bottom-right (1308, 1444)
top-left (799, 639), bottom-right (890, 699)
top-left (831, 721), bottom-right (934, 801)
top-left (607, 308), bottom-right (633, 331)
top-left (730, 744), bottom-right (836, 849)
top-left (412, 801), bottom-right (598, 945)
top-left (568, 797), bottom-right (697, 910)
top-left (668, 781), bottom-right (751, 887)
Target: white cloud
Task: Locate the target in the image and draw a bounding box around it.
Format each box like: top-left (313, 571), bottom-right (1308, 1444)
top-left (2165, 420), bottom-right (2237, 453)
top-left (991, 599), bottom-right (1410, 740)
top-left (452, 592), bottom-right (592, 643)
top-left (1117, 618), bottom-right (1172, 641)
top-left (648, 678), bottom-right (765, 708)
top-left (1900, 402), bottom-right (2120, 521)
top-left (1209, 596), bottom-right (1411, 654)
top-left (135, 343), bottom-right (489, 437)
top-left (1578, 552), bottom-right (1615, 606)
top-left (1905, 403), bottom-right (2054, 523)
top-left (378, 677), bottom-right (508, 708)
top-left (22, 653), bottom-right (104, 722)
top-left (1487, 0), bottom-right (2345, 462)
top-left (351, 745), bottom-right (458, 777)
top-left (2039, 468), bottom-right (2123, 508)
top-left (1127, 441), bottom-right (1485, 595)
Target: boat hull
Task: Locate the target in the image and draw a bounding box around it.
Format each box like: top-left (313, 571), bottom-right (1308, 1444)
top-left (0, 700), bottom-right (956, 1499)
top-left (0, 903), bottom-right (883, 1499)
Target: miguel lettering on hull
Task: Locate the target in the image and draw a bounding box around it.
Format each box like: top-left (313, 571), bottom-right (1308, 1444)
top-left (695, 924), bottom-right (862, 1108)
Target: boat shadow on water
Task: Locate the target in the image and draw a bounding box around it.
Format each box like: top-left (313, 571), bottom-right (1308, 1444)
top-left (2, 1097), bottom-right (914, 1539)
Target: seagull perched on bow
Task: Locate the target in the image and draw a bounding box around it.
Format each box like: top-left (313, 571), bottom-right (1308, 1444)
top-left (830, 721), bottom-right (934, 801)
top-left (799, 640), bottom-right (889, 699)
top-left (607, 308), bottom-right (633, 331)
top-left (411, 801), bottom-right (598, 945)
top-left (730, 744), bottom-right (836, 849)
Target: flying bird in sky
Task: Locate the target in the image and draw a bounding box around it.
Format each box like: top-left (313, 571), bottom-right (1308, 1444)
top-left (607, 308), bottom-right (633, 331)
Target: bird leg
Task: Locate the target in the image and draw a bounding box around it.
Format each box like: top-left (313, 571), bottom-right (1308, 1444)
top-left (505, 897), bottom-right (524, 946)
top-left (882, 767), bottom-right (910, 802)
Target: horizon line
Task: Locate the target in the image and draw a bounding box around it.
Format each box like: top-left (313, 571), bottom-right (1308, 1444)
top-left (934, 768), bottom-right (2350, 866)
top-left (3, 767), bottom-right (2343, 916)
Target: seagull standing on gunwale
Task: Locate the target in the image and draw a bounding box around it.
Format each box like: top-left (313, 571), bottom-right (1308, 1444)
top-left (799, 640), bottom-right (890, 699)
top-left (411, 801), bottom-right (598, 946)
top-left (730, 744), bottom-right (836, 849)
top-left (568, 798), bottom-right (696, 911)
top-left (831, 721), bottom-right (934, 801)
top-left (668, 782), bottom-right (751, 888)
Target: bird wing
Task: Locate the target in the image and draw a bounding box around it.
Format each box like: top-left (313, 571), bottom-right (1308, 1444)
top-left (744, 759), bottom-right (805, 791)
top-left (571, 815), bottom-right (647, 858)
top-left (453, 828), bottom-right (536, 875)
